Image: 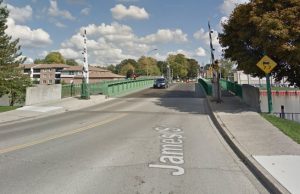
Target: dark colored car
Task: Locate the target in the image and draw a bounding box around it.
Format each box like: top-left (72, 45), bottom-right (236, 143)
top-left (153, 78), bottom-right (168, 88)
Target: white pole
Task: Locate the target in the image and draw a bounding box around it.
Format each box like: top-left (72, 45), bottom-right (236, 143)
top-left (83, 29), bottom-right (89, 84)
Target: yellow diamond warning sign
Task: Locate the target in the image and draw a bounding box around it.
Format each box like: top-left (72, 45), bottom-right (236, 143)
top-left (256, 55), bottom-right (277, 74)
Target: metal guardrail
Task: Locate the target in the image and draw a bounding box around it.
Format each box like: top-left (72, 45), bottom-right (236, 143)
top-left (272, 112), bottom-right (300, 124)
top-left (198, 78), bottom-right (243, 98)
top-left (198, 78), bottom-right (212, 95)
top-left (104, 79), bottom-right (154, 97)
top-left (61, 78), bottom-right (155, 98)
top-left (220, 79), bottom-right (243, 98)
top-left (61, 83), bottom-right (81, 98)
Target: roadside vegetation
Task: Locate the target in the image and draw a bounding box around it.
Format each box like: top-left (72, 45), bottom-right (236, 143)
top-left (219, 0), bottom-right (300, 87)
top-left (0, 106), bottom-right (19, 113)
top-left (0, 1), bottom-right (32, 106)
top-left (261, 113), bottom-right (300, 144)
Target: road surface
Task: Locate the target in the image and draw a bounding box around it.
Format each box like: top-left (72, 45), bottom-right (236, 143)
top-left (0, 83), bottom-right (268, 193)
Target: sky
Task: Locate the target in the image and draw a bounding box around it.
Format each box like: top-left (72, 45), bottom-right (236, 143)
top-left (4, 0), bottom-right (248, 66)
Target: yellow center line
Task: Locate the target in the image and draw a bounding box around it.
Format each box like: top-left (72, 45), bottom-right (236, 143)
top-left (0, 113), bottom-right (127, 155)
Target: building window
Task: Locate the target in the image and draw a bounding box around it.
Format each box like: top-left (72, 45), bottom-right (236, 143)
top-left (48, 80), bottom-right (53, 84)
top-left (43, 80), bottom-right (46, 84)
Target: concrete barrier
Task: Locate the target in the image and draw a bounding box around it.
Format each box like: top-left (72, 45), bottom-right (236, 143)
top-left (25, 85), bottom-right (62, 105)
top-left (242, 84), bottom-right (261, 112)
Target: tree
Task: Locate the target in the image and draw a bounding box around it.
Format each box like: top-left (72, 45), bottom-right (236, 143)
top-left (0, 67), bottom-right (31, 106)
top-left (219, 0), bottom-right (300, 86)
top-left (44, 52), bottom-right (65, 64)
top-left (220, 59), bottom-right (235, 80)
top-left (119, 64), bottom-right (134, 78)
top-left (157, 61), bottom-right (168, 76)
top-left (187, 59), bottom-right (200, 78)
top-left (0, 1), bottom-right (31, 105)
top-left (66, 59), bottom-right (79, 66)
top-left (0, 1), bottom-right (24, 66)
top-left (138, 56), bottom-right (160, 76)
top-left (34, 58), bottom-right (45, 64)
top-left (106, 64), bottom-right (117, 73)
top-left (167, 54), bottom-right (189, 79)
top-left (116, 59), bottom-right (138, 74)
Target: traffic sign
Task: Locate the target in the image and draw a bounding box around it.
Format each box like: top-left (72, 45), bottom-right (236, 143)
top-left (256, 55), bottom-right (277, 74)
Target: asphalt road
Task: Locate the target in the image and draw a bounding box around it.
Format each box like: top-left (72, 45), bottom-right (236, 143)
top-left (0, 83), bottom-right (269, 194)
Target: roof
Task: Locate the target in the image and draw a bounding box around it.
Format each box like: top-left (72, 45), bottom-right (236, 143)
top-left (67, 71), bottom-right (125, 79)
top-left (20, 64), bottom-right (70, 69)
top-left (62, 65), bottom-right (109, 72)
top-left (91, 71), bottom-right (125, 78)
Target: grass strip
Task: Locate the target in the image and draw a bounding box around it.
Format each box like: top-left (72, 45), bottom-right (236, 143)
top-left (261, 113), bottom-right (300, 144)
top-left (0, 106), bottom-right (19, 113)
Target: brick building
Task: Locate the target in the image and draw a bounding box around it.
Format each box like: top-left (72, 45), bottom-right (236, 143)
top-left (61, 66), bottom-right (125, 84)
top-left (20, 64), bottom-right (70, 85)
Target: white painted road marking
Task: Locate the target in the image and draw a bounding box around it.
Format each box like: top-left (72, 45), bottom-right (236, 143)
top-left (149, 126), bottom-right (185, 176)
top-left (18, 106), bottom-right (63, 113)
top-left (254, 155), bottom-right (300, 194)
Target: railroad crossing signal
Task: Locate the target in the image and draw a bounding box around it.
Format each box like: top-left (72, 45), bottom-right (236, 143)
top-left (256, 55), bottom-right (277, 74)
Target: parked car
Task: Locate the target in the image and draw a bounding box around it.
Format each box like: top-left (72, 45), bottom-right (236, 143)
top-left (153, 78), bottom-right (168, 88)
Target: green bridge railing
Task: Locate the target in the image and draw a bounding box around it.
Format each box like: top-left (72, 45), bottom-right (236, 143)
top-left (198, 78), bottom-right (243, 99)
top-left (61, 78), bottom-right (155, 98)
top-left (198, 78), bottom-right (212, 95)
top-left (219, 79), bottom-right (243, 98)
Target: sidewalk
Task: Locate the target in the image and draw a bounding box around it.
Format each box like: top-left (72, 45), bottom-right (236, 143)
top-left (208, 92), bottom-right (300, 194)
top-left (0, 95), bottom-right (112, 126)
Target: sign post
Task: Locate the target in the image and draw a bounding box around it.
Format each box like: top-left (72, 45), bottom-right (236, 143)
top-left (256, 55), bottom-right (277, 113)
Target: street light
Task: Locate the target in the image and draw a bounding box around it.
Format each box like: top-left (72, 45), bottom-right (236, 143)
top-left (145, 48), bottom-right (158, 76)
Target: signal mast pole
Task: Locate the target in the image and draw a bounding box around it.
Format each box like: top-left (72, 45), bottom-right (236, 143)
top-left (81, 29), bottom-right (90, 99)
top-left (208, 21), bottom-right (221, 102)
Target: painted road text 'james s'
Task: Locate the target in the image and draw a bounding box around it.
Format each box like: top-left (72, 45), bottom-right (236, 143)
top-left (149, 126), bottom-right (185, 176)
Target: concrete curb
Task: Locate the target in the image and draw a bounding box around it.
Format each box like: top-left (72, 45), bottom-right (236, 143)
top-left (0, 95), bottom-right (115, 127)
top-left (197, 84), bottom-right (290, 193)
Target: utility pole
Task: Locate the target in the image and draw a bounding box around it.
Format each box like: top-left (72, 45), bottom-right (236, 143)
top-left (208, 21), bottom-right (221, 102)
top-left (145, 48), bottom-right (158, 76)
top-left (81, 29), bottom-right (90, 99)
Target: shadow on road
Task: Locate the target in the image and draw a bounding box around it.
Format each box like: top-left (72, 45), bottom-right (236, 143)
top-left (124, 83), bottom-right (210, 115)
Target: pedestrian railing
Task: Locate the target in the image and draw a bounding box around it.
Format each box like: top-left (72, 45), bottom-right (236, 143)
top-left (272, 112), bottom-right (300, 124)
top-left (61, 78), bottom-right (155, 98)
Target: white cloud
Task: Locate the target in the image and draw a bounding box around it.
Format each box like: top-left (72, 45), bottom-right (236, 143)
top-left (220, 0), bottom-right (249, 16)
top-left (6, 18), bottom-right (52, 48)
top-left (6, 4), bottom-right (32, 23)
top-left (55, 21), bottom-right (66, 28)
top-left (141, 29), bottom-right (188, 44)
top-left (58, 48), bottom-right (81, 59)
top-left (219, 16), bottom-right (229, 28)
top-left (111, 4), bottom-right (149, 20)
top-left (59, 22), bottom-right (190, 65)
top-left (48, 0), bottom-right (76, 20)
top-left (117, 0), bottom-right (139, 2)
top-left (24, 56), bottom-right (34, 64)
top-left (39, 51), bottom-right (49, 58)
top-left (168, 50), bottom-right (193, 58)
top-left (193, 28), bottom-right (219, 46)
top-left (80, 7), bottom-right (90, 15)
top-left (195, 47), bottom-right (206, 57)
